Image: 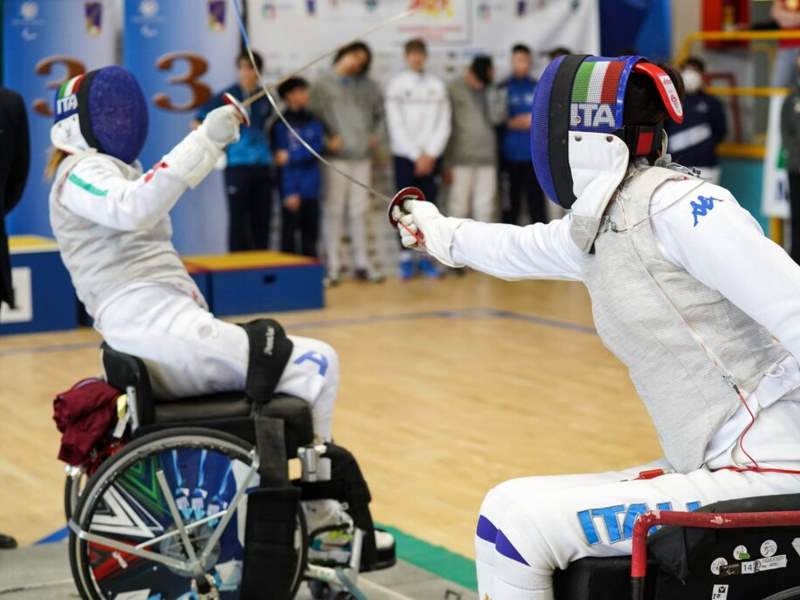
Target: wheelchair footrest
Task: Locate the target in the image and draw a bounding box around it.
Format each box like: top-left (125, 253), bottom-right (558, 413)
top-left (361, 528), bottom-right (396, 572)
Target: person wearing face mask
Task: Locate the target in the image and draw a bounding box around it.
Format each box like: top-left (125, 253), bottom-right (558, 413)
top-left (664, 56), bottom-right (727, 184)
top-left (444, 55), bottom-right (498, 223)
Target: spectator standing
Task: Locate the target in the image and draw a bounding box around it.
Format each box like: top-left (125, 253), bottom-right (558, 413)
top-left (385, 38), bottom-right (451, 280)
top-left (772, 0), bottom-right (800, 86)
top-left (445, 56), bottom-right (497, 222)
top-left (196, 51), bottom-right (274, 251)
top-left (311, 41), bottom-right (385, 284)
top-left (496, 44), bottom-right (544, 225)
top-left (0, 87), bottom-right (30, 550)
top-left (665, 56), bottom-right (727, 184)
top-left (274, 78), bottom-right (324, 258)
top-left (781, 55), bottom-right (800, 263)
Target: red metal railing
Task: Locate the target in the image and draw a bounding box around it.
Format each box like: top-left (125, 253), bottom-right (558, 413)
top-left (630, 509), bottom-right (800, 600)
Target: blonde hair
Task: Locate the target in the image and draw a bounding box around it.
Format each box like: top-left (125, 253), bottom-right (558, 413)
top-left (45, 148), bottom-right (68, 181)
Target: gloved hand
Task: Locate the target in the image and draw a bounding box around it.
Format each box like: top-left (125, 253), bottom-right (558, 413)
top-left (394, 200), bottom-right (465, 268)
top-left (198, 105), bottom-right (243, 149)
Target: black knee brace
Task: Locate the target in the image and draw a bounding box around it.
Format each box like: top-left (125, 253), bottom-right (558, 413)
top-left (238, 319), bottom-right (293, 403)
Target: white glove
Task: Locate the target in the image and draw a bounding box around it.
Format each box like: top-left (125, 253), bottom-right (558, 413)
top-left (198, 105), bottom-right (243, 149)
top-left (395, 200), bottom-right (466, 268)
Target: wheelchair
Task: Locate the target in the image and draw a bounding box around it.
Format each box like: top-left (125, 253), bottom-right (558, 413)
top-left (554, 493), bottom-right (800, 600)
top-left (64, 343), bottom-right (395, 600)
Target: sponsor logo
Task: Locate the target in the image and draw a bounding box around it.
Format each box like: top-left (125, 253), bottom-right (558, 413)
top-left (20, 1), bottom-right (38, 20)
top-left (733, 544), bottom-right (750, 560)
top-left (690, 195), bottom-right (722, 227)
top-left (570, 102), bottom-right (615, 129)
top-left (710, 557), bottom-right (728, 576)
top-left (760, 539), bottom-right (777, 558)
top-left (409, 0), bottom-right (454, 16)
top-left (140, 0), bottom-right (159, 18)
top-left (85, 1), bottom-right (102, 35)
top-left (208, 0), bottom-right (226, 31)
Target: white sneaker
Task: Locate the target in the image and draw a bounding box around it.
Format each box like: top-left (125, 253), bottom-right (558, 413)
top-left (303, 500), bottom-right (396, 566)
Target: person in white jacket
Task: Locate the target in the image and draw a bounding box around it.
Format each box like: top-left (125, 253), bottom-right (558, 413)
top-left (393, 54), bottom-right (800, 600)
top-left (47, 65), bottom-right (392, 562)
top-left (385, 38), bottom-right (451, 280)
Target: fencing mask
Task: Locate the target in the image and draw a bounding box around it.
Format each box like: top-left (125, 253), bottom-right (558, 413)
top-left (530, 55), bottom-right (683, 252)
top-left (51, 66), bottom-right (149, 164)
top-left (531, 54), bottom-right (683, 210)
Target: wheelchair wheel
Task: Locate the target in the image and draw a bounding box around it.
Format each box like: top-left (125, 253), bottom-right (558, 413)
top-left (69, 426), bottom-right (307, 600)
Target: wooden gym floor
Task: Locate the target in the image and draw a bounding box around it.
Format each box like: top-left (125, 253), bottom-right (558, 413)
top-left (0, 273), bottom-right (662, 559)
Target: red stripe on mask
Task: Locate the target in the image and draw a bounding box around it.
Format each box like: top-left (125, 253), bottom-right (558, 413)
top-left (599, 61), bottom-right (624, 104)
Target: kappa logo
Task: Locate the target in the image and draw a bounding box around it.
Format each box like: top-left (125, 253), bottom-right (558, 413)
top-left (56, 94), bottom-right (78, 115)
top-left (570, 103), bottom-right (615, 128)
top-left (691, 195), bottom-right (722, 227)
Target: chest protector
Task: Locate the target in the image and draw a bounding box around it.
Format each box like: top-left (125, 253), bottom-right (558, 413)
top-left (575, 166), bottom-right (789, 472)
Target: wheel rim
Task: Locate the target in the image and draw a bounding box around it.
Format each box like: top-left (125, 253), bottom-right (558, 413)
top-left (72, 432), bottom-right (304, 599)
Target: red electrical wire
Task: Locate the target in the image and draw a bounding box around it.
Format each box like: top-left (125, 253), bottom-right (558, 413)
top-left (716, 385), bottom-right (800, 476)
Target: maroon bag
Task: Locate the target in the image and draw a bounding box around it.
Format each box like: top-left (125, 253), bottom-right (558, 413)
top-left (53, 378), bottom-right (120, 466)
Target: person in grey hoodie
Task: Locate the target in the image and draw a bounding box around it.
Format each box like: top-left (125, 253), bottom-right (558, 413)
top-left (445, 55), bottom-right (497, 223)
top-left (781, 54), bottom-right (800, 264)
top-left (310, 41), bottom-right (385, 284)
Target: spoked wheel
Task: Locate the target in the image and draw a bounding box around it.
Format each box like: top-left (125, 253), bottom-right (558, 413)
top-left (69, 427), bottom-right (307, 599)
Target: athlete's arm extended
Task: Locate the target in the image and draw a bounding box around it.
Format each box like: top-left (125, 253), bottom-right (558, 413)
top-left (652, 181), bottom-right (800, 358)
top-left (395, 199), bottom-right (583, 280)
top-left (451, 217), bottom-right (583, 281)
top-left (59, 105), bottom-right (241, 231)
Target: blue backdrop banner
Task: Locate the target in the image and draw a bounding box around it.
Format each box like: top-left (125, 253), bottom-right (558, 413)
top-left (2, 0), bottom-right (115, 237)
top-left (123, 0), bottom-right (241, 254)
top-left (599, 0), bottom-right (672, 61)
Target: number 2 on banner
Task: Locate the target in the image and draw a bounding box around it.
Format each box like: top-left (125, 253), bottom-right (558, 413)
top-left (32, 56), bottom-right (87, 117)
top-left (154, 52), bottom-right (212, 112)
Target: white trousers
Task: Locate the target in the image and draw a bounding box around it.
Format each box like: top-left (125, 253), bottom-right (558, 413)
top-left (476, 399), bottom-right (800, 600)
top-left (324, 158), bottom-right (371, 273)
top-left (448, 164), bottom-right (498, 222)
top-left (95, 285), bottom-right (338, 440)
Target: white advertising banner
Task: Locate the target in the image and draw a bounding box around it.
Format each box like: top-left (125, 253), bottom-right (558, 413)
top-left (249, 0), bottom-right (600, 88)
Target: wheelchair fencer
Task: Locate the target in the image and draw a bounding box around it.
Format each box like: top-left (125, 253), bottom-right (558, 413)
top-left (62, 322), bottom-right (395, 600)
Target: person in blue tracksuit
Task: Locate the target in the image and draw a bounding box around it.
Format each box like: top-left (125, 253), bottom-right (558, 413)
top-left (664, 56), bottom-right (727, 184)
top-left (497, 44), bottom-right (545, 224)
top-left (273, 78), bottom-right (325, 257)
top-left (195, 51), bottom-right (274, 251)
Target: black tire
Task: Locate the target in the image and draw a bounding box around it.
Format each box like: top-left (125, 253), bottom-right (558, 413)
top-left (763, 588), bottom-right (800, 600)
top-left (69, 426), bottom-right (307, 600)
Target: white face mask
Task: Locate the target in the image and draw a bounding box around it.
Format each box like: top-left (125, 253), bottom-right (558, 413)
top-left (681, 69), bottom-right (703, 94)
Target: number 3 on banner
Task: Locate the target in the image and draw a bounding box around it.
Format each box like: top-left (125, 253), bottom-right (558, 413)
top-left (154, 52), bottom-right (212, 112)
top-left (32, 56), bottom-right (87, 117)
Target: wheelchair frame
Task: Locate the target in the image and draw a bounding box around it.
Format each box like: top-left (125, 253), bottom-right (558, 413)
top-left (630, 508), bottom-right (800, 600)
top-left (68, 428), bottom-right (371, 600)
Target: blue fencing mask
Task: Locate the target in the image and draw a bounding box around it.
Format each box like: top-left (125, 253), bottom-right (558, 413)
top-left (51, 66), bottom-right (149, 164)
